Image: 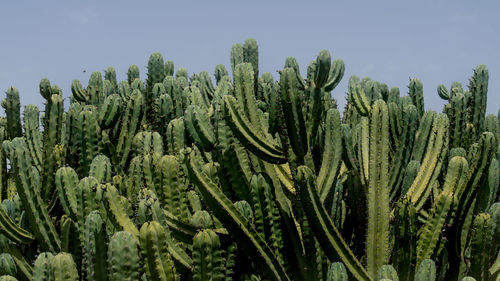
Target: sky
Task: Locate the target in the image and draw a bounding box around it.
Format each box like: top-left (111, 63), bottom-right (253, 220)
top-left (1, 0), bottom-right (499, 115)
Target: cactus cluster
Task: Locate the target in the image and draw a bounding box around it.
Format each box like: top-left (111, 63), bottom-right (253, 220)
top-left (0, 39), bottom-right (498, 281)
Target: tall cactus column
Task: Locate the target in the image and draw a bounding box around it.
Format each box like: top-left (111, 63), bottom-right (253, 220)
top-left (365, 100), bottom-right (390, 278)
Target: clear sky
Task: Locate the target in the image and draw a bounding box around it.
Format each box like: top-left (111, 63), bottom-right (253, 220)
top-left (1, 0), bottom-right (499, 115)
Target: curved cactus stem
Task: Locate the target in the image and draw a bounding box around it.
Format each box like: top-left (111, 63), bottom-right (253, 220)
top-left (417, 156), bottom-right (468, 265)
top-left (365, 100), bottom-right (390, 278)
top-left (139, 221), bottom-right (177, 281)
top-left (377, 265), bottom-right (399, 281)
top-left (469, 213), bottom-right (493, 281)
top-left (11, 138), bottom-right (61, 252)
top-left (414, 259), bottom-right (436, 281)
top-left (409, 78), bottom-right (425, 118)
top-left (103, 185), bottom-right (139, 237)
top-left (51, 253), bottom-right (79, 281)
top-left (186, 148), bottom-right (291, 281)
top-left (223, 95), bottom-right (285, 163)
top-left (107, 231), bottom-right (141, 281)
top-left (192, 229), bottom-right (223, 281)
top-left (1, 87), bottom-right (22, 140)
top-left (83, 211), bottom-right (108, 281)
top-left (296, 165), bottom-right (371, 281)
top-left (32, 252), bottom-right (54, 281)
top-left (0, 206), bottom-right (34, 244)
top-left (55, 167), bottom-right (79, 220)
top-left (4, 245), bottom-right (32, 281)
top-left (349, 77), bottom-right (371, 116)
top-left (41, 94), bottom-right (64, 200)
top-left (317, 108), bottom-right (342, 204)
top-left (22, 105), bottom-right (43, 171)
top-left (405, 113), bottom-right (449, 210)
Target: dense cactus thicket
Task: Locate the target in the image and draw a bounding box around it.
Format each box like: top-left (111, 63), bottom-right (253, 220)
top-left (0, 38), bottom-right (499, 281)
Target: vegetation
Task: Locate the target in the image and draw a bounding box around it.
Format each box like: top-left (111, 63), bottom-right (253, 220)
top-left (0, 38), bottom-right (498, 280)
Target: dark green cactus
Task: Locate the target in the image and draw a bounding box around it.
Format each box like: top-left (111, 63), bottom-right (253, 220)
top-left (51, 253), bottom-right (79, 280)
top-left (139, 221), bottom-right (177, 281)
top-left (0, 38), bottom-right (498, 281)
top-left (1, 87), bottom-right (22, 140)
top-left (107, 231), bottom-right (141, 281)
top-left (83, 211), bottom-right (108, 281)
top-left (32, 253), bottom-right (54, 281)
top-left (192, 229), bottom-right (223, 281)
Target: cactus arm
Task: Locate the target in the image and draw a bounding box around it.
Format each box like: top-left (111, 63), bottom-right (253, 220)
top-left (192, 229), bottom-right (223, 281)
top-left (148, 206), bottom-right (193, 270)
top-left (358, 117), bottom-right (370, 186)
top-left (41, 94), bottom-right (64, 200)
top-left (22, 105), bottom-right (43, 171)
top-left (317, 109), bottom-right (342, 202)
top-left (1, 87), bottom-right (23, 139)
top-left (469, 213), bottom-right (493, 281)
top-left (4, 245), bottom-right (32, 281)
top-left (296, 165), bottom-right (371, 281)
top-left (468, 65), bottom-right (488, 135)
top-left (223, 95), bottom-right (286, 163)
top-left (83, 211), bottom-right (108, 281)
top-left (392, 200), bottom-right (417, 281)
top-left (55, 167), bottom-right (79, 219)
top-left (416, 156), bottom-right (468, 265)
top-left (107, 231), bottom-right (141, 281)
top-left (414, 259), bottom-right (436, 281)
top-left (324, 59), bottom-right (345, 92)
top-left (0, 206), bottom-right (34, 244)
top-left (185, 105), bottom-right (215, 151)
top-left (11, 138), bottom-right (61, 252)
top-left (409, 78), bottom-right (425, 118)
top-left (139, 221), bottom-right (177, 281)
top-left (437, 84), bottom-right (450, 100)
top-left (98, 94), bottom-right (122, 129)
top-left (103, 185), bottom-right (139, 237)
top-left (349, 78), bottom-right (371, 116)
top-left (405, 113), bottom-right (449, 210)
top-left (51, 253), bottom-right (79, 281)
top-left (326, 262), bottom-right (348, 281)
top-left (273, 163), bottom-right (295, 195)
top-left (186, 148), bottom-right (291, 281)
top-left (416, 190), bottom-right (453, 265)
top-left (388, 104), bottom-right (418, 201)
top-left (366, 100), bottom-right (390, 278)
top-left (32, 252), bottom-right (54, 281)
top-left (279, 68), bottom-right (308, 163)
top-left (377, 265), bottom-right (399, 281)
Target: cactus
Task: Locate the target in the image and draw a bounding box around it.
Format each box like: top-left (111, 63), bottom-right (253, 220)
top-left (469, 213), bottom-right (493, 281)
top-left (296, 165), bottom-right (370, 281)
top-left (365, 100), bottom-right (390, 278)
top-left (409, 78), bottom-right (425, 118)
top-left (83, 211), bottom-right (108, 281)
top-left (0, 38), bottom-right (498, 281)
top-left (51, 253), bottom-right (79, 281)
top-left (416, 156), bottom-right (468, 265)
top-left (0, 254), bottom-right (16, 276)
top-left (139, 221), bottom-right (177, 281)
top-left (468, 65), bottom-right (488, 136)
top-left (415, 259), bottom-right (436, 281)
top-left (1, 87), bottom-right (22, 140)
top-left (10, 138), bottom-right (61, 252)
top-left (192, 229), bottom-right (223, 281)
top-left (107, 231), bottom-right (141, 281)
top-left (377, 265), bottom-right (399, 281)
top-left (405, 113), bottom-right (449, 210)
top-left (186, 148), bottom-right (291, 281)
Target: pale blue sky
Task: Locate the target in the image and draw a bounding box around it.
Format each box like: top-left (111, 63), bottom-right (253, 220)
top-left (1, 1), bottom-right (499, 114)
